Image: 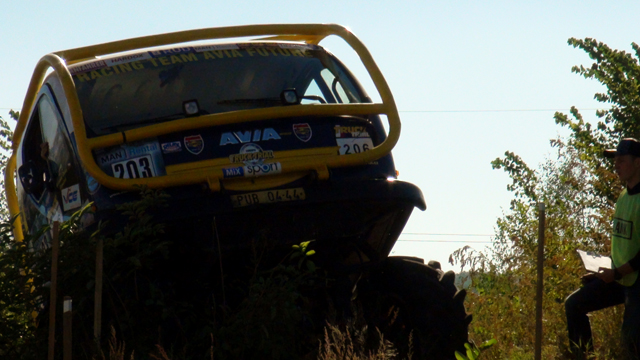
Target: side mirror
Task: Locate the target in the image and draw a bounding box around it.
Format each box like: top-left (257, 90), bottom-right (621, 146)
top-left (18, 160), bottom-right (54, 195)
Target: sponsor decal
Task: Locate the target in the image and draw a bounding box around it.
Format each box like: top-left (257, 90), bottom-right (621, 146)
top-left (184, 135), bottom-right (204, 155)
top-left (69, 60), bottom-right (108, 75)
top-left (72, 45), bottom-right (314, 82)
top-left (194, 44), bottom-right (240, 52)
top-left (278, 43), bottom-right (316, 50)
top-left (127, 143), bottom-right (158, 157)
top-left (223, 166), bottom-right (245, 178)
top-left (223, 163), bottom-right (282, 179)
top-left (293, 123), bottom-right (312, 142)
top-left (229, 143), bottom-right (274, 166)
top-left (86, 172), bottom-right (100, 194)
top-left (334, 125), bottom-right (370, 138)
top-left (99, 150), bottom-right (126, 165)
top-left (229, 151), bottom-right (274, 165)
top-left (105, 53), bottom-right (151, 67)
top-left (245, 162), bottom-right (282, 177)
top-left (61, 184), bottom-right (81, 212)
top-left (220, 128), bottom-right (282, 146)
top-left (150, 47), bottom-right (194, 57)
top-left (161, 141), bottom-right (182, 154)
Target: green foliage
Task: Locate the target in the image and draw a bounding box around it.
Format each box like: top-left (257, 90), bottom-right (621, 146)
top-left (0, 203), bottom-right (96, 358)
top-left (454, 339), bottom-right (496, 360)
top-left (453, 37), bottom-right (640, 359)
top-left (210, 241), bottom-right (322, 359)
top-left (2, 187), bottom-right (373, 359)
top-left (0, 111), bottom-right (15, 221)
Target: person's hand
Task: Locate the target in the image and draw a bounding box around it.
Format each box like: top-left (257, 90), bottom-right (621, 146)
top-left (40, 142), bottom-right (49, 160)
top-left (581, 273), bottom-right (597, 285)
top-left (595, 267), bottom-right (615, 283)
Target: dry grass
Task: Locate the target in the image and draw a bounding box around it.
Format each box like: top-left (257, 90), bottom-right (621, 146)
top-left (316, 324), bottom-right (408, 360)
top-left (95, 326), bottom-right (134, 360)
top-left (97, 324), bottom-right (412, 360)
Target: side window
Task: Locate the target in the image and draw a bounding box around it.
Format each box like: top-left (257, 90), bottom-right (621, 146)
top-left (320, 69), bottom-right (354, 104)
top-left (38, 96), bottom-right (83, 210)
top-left (39, 98), bottom-right (60, 150)
top-left (301, 79), bottom-right (328, 104)
top-left (20, 108), bottom-right (47, 201)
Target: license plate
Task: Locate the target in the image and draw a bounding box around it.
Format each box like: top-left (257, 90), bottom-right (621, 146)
top-left (231, 187), bottom-right (306, 207)
top-left (337, 138), bottom-right (374, 155)
top-left (111, 155), bottom-right (156, 179)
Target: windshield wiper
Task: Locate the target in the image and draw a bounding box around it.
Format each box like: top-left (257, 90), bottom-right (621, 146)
top-left (100, 113), bottom-right (186, 132)
top-left (217, 97), bottom-right (282, 105)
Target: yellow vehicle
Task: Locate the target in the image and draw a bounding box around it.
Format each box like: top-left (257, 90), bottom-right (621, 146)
top-left (7, 24), bottom-right (469, 358)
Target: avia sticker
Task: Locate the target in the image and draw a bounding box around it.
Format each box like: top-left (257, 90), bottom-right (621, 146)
top-left (334, 125), bottom-right (370, 138)
top-left (293, 123), bottom-right (312, 142)
top-left (61, 184), bottom-right (81, 212)
top-left (184, 135), bottom-right (204, 155)
top-left (229, 143), bottom-right (274, 166)
top-left (161, 141), bottom-right (182, 153)
top-left (219, 128), bottom-right (281, 146)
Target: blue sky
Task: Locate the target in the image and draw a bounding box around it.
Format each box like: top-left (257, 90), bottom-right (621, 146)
top-left (2, 1), bottom-right (640, 271)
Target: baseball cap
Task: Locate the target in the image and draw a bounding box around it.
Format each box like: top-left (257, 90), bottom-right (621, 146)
top-left (604, 138), bottom-right (640, 158)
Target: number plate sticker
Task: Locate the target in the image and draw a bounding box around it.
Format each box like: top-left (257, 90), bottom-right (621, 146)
top-left (111, 155), bottom-right (156, 179)
top-left (337, 138), bottom-right (374, 155)
top-left (231, 187), bottom-right (306, 208)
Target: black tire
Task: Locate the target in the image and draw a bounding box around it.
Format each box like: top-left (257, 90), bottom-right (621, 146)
top-left (357, 257), bottom-right (471, 359)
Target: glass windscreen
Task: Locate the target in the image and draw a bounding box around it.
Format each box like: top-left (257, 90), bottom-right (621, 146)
top-left (70, 43), bottom-right (365, 137)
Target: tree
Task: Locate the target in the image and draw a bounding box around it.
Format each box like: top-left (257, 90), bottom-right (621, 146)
top-left (0, 110), bottom-right (15, 221)
top-left (452, 38), bottom-right (640, 359)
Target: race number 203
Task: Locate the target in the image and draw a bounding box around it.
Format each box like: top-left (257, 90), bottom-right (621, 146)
top-left (111, 155), bottom-right (156, 179)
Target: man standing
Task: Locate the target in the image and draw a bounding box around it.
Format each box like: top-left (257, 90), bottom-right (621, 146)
top-left (565, 138), bottom-right (640, 359)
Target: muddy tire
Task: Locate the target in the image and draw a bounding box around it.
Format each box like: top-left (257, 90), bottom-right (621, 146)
top-left (357, 257), bottom-right (471, 359)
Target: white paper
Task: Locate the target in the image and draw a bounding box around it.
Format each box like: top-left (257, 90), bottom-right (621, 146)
top-left (577, 249), bottom-right (612, 272)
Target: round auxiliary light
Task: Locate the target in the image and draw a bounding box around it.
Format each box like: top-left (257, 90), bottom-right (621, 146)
top-left (183, 99), bottom-right (200, 115)
top-left (281, 89), bottom-right (300, 105)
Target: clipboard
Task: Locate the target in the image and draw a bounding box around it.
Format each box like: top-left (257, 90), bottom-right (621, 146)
top-left (577, 249), bottom-right (612, 273)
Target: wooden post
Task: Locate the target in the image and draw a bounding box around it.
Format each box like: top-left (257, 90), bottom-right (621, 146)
top-left (94, 238), bottom-right (103, 344)
top-left (48, 221), bottom-right (60, 360)
top-left (63, 296), bottom-right (72, 360)
top-left (535, 203), bottom-right (546, 360)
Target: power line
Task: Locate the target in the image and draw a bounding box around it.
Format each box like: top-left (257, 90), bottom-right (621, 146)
top-left (401, 232), bottom-right (492, 237)
top-left (397, 239), bottom-right (492, 244)
top-left (398, 108), bottom-right (602, 113)
top-left (0, 107), bottom-right (604, 113)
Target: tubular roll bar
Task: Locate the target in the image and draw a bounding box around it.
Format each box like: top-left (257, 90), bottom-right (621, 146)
top-left (6, 24), bottom-right (401, 242)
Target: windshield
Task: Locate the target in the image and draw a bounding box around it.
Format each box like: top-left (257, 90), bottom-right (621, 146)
top-left (70, 43), bottom-right (365, 137)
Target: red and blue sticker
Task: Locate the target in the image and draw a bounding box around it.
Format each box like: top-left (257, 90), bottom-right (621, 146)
top-left (293, 123), bottom-right (312, 142)
top-left (184, 135), bottom-right (204, 155)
